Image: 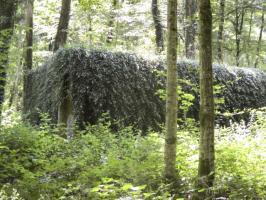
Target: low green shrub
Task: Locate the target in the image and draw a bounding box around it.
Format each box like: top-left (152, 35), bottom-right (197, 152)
top-left (0, 109), bottom-right (265, 199)
top-left (215, 110), bottom-right (266, 199)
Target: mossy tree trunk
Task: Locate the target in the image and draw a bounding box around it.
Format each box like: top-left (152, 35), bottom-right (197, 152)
top-left (152, 0), bottom-right (164, 52)
top-left (23, 0), bottom-right (34, 116)
top-left (164, 0), bottom-right (178, 184)
top-left (195, 0), bottom-right (215, 198)
top-left (0, 0), bottom-right (17, 121)
top-left (53, 0), bottom-right (71, 51)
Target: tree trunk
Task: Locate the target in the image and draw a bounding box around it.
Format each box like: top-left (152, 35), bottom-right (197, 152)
top-left (152, 0), bottom-right (164, 52)
top-left (195, 0), bottom-right (215, 198)
top-left (164, 0), bottom-right (178, 184)
top-left (107, 0), bottom-right (118, 44)
top-left (23, 0), bottom-right (34, 115)
top-left (54, 0), bottom-right (73, 138)
top-left (234, 1), bottom-right (245, 66)
top-left (245, 8), bottom-right (254, 66)
top-left (53, 0), bottom-right (71, 52)
top-left (8, 70), bottom-right (20, 108)
top-left (217, 0), bottom-right (225, 62)
top-left (254, 8), bottom-right (264, 68)
top-left (58, 94), bottom-right (73, 139)
top-left (0, 0), bottom-right (17, 120)
top-left (185, 0), bottom-right (196, 59)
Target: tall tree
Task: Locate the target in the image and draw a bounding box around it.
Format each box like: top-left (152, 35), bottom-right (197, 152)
top-left (23, 0), bottom-right (34, 115)
top-left (0, 0), bottom-right (17, 120)
top-left (185, 0), bottom-right (197, 59)
top-left (53, 0), bottom-right (71, 52)
top-left (254, 6), bottom-right (264, 68)
top-left (107, 0), bottom-right (118, 44)
top-left (54, 0), bottom-right (73, 139)
top-left (234, 0), bottom-right (245, 66)
top-left (196, 0), bottom-right (215, 197)
top-left (217, 0), bottom-right (225, 62)
top-left (152, 0), bottom-right (164, 52)
top-left (245, 7), bottom-right (254, 66)
top-left (164, 0), bottom-right (178, 183)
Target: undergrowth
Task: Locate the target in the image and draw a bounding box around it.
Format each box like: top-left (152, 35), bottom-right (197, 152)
top-left (0, 109), bottom-right (265, 199)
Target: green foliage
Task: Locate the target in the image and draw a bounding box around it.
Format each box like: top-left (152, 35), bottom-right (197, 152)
top-left (216, 137), bottom-right (266, 199)
top-left (0, 120), bottom-right (165, 199)
top-left (0, 125), bottom-right (39, 181)
top-left (89, 179), bottom-right (147, 199)
top-left (78, 0), bottom-right (105, 11)
top-left (0, 109), bottom-right (266, 199)
top-left (213, 84), bottom-right (225, 110)
top-left (0, 186), bottom-right (23, 200)
top-left (215, 122), bottom-right (266, 198)
top-left (156, 77), bottom-right (195, 117)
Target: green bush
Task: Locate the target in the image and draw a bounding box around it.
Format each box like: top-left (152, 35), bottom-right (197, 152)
top-left (0, 122), bottom-right (166, 199)
top-left (215, 113), bottom-right (266, 199)
top-left (0, 109), bottom-right (265, 199)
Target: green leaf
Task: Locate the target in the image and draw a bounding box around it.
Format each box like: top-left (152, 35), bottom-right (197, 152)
top-left (122, 183), bottom-right (133, 191)
top-left (0, 145), bottom-right (9, 150)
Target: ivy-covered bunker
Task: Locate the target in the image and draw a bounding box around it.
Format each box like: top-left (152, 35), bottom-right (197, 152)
top-left (25, 48), bottom-right (266, 131)
top-left (26, 48), bottom-right (165, 131)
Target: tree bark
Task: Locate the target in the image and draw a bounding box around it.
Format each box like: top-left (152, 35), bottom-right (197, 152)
top-left (152, 0), bottom-right (164, 52)
top-left (217, 0), bottom-right (225, 62)
top-left (0, 0), bottom-right (17, 120)
top-left (195, 0), bottom-right (215, 198)
top-left (164, 0), bottom-right (178, 183)
top-left (53, 0), bottom-right (71, 52)
top-left (23, 0), bottom-right (34, 115)
top-left (185, 0), bottom-right (197, 59)
top-left (254, 7), bottom-right (264, 68)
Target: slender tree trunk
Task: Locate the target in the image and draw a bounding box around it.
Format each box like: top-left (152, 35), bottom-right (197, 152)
top-left (195, 0), bottom-right (215, 198)
top-left (23, 0), bottom-right (34, 115)
top-left (152, 0), bottom-right (164, 52)
top-left (0, 0), bottom-right (17, 120)
top-left (164, 0), bottom-right (178, 184)
top-left (185, 0), bottom-right (196, 59)
top-left (8, 71), bottom-right (20, 108)
top-left (254, 8), bottom-right (264, 68)
top-left (217, 0), bottom-right (225, 62)
top-left (245, 8), bottom-right (254, 66)
top-left (107, 0), bottom-right (118, 44)
top-left (234, 1), bottom-right (245, 66)
top-left (54, 0), bottom-right (73, 138)
top-left (53, 0), bottom-right (71, 52)
top-left (87, 14), bottom-right (93, 46)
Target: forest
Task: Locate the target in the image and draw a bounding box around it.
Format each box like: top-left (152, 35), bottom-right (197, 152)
top-left (0, 0), bottom-right (265, 199)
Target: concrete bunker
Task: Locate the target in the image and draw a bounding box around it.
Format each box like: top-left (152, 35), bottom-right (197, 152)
top-left (25, 48), bottom-right (266, 132)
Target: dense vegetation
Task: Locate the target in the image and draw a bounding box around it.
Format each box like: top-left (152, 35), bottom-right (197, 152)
top-left (0, 109), bottom-right (265, 199)
top-left (0, 0), bottom-right (265, 199)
